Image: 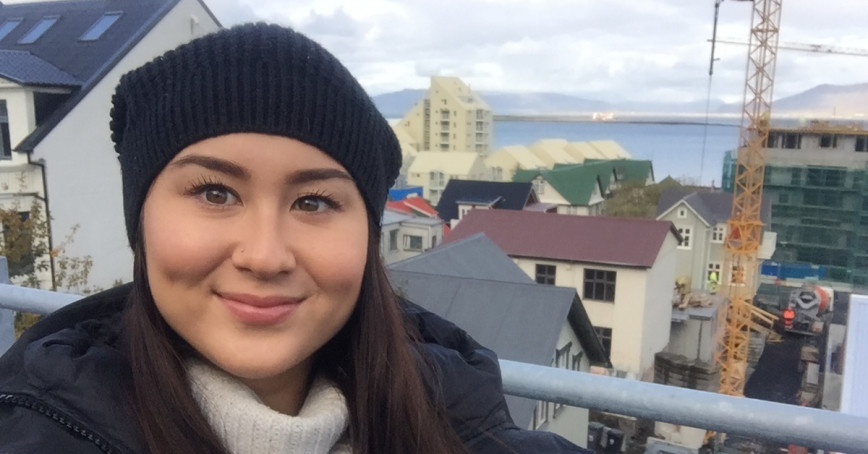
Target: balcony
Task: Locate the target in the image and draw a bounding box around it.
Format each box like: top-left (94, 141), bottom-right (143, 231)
top-left (0, 259), bottom-right (865, 453)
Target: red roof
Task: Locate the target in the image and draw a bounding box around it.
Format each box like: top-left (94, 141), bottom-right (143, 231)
top-left (443, 210), bottom-right (678, 268)
top-left (386, 197), bottom-right (438, 218)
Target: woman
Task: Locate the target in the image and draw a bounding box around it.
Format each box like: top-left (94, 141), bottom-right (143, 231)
top-left (0, 23), bottom-right (586, 454)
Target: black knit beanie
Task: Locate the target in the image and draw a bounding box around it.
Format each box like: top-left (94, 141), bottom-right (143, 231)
top-left (110, 23), bottom-right (401, 247)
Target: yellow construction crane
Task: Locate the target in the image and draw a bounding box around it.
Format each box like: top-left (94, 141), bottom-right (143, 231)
top-left (716, 0), bottom-right (782, 398)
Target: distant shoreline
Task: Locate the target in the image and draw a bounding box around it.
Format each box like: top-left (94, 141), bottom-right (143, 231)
top-left (492, 115), bottom-right (740, 128)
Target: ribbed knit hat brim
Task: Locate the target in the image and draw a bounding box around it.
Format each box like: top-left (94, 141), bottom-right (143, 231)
top-left (111, 23), bottom-right (401, 246)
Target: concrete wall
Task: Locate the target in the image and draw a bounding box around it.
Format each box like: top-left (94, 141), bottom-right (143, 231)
top-left (31, 0), bottom-right (221, 289)
top-left (666, 317), bottom-right (716, 363)
top-left (512, 254), bottom-right (666, 377)
top-left (535, 321), bottom-right (591, 448)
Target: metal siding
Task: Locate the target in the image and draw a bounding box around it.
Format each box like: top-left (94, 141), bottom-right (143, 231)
top-left (842, 295), bottom-right (868, 417)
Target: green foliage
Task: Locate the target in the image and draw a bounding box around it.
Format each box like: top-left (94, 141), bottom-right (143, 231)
top-left (603, 178), bottom-right (684, 219)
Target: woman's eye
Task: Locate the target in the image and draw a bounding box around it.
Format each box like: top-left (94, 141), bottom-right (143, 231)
top-left (294, 196), bottom-right (330, 213)
top-left (200, 187), bottom-right (236, 205)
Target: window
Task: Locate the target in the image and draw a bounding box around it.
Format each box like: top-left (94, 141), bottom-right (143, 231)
top-left (18, 16), bottom-right (58, 44)
top-left (0, 19), bottom-right (22, 42)
top-left (535, 264), bottom-right (556, 285)
top-left (677, 227), bottom-right (692, 249)
top-left (403, 235), bottom-right (423, 252)
top-left (0, 101), bottom-right (11, 159)
top-left (712, 225), bottom-right (725, 243)
top-left (429, 171), bottom-right (445, 189)
top-left (584, 269), bottom-right (616, 302)
top-left (856, 137), bottom-right (868, 152)
top-left (791, 168), bottom-right (802, 185)
top-left (475, 132), bottom-right (483, 142)
top-left (476, 109), bottom-right (484, 120)
top-left (820, 134), bottom-right (838, 149)
top-left (594, 327), bottom-right (612, 358)
top-left (532, 401), bottom-right (549, 429)
top-left (431, 235), bottom-right (437, 248)
top-left (677, 208), bottom-right (687, 218)
top-left (571, 352), bottom-right (584, 371)
top-left (491, 166), bottom-right (503, 181)
top-left (532, 177), bottom-right (545, 195)
top-left (388, 229), bottom-right (398, 252)
top-left (458, 205), bottom-right (472, 220)
top-left (783, 132), bottom-right (801, 149)
top-left (80, 12), bottom-right (121, 41)
top-left (441, 109), bottom-right (449, 119)
top-left (476, 122), bottom-right (483, 131)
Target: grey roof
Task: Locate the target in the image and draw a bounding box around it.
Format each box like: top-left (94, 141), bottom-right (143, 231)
top-left (388, 234), bottom-right (610, 429)
top-left (0, 50), bottom-right (81, 86)
top-left (382, 210), bottom-right (413, 226)
top-left (0, 0), bottom-right (220, 150)
top-left (657, 189), bottom-right (772, 225)
top-left (391, 233), bottom-right (533, 283)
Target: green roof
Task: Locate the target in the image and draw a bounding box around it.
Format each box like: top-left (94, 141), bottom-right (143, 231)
top-left (517, 160), bottom-right (654, 206)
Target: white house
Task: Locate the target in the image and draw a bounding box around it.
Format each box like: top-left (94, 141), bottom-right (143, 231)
top-left (444, 209), bottom-right (679, 380)
top-left (389, 233), bottom-right (610, 447)
top-left (0, 0), bottom-right (221, 290)
top-left (380, 209), bottom-right (445, 265)
top-left (656, 189), bottom-right (776, 292)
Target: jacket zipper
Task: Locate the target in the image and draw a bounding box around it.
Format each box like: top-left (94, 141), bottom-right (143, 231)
top-left (0, 393), bottom-right (120, 454)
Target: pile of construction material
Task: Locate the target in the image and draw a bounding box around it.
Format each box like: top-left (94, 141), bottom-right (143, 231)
top-left (672, 291), bottom-right (714, 311)
top-left (654, 352), bottom-right (720, 393)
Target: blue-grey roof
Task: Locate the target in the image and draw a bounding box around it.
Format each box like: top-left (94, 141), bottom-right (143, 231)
top-left (0, 49), bottom-right (80, 86)
top-left (0, 0), bottom-right (220, 150)
top-left (391, 233), bottom-right (533, 284)
top-left (388, 233), bottom-right (610, 428)
top-left (657, 189), bottom-right (772, 225)
top-left (436, 180), bottom-right (534, 223)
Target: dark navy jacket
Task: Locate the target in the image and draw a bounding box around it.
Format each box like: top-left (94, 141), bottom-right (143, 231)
top-left (0, 284), bottom-right (588, 453)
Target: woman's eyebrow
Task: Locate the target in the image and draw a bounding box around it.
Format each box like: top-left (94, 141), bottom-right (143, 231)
top-left (170, 155), bottom-right (249, 179)
top-left (287, 168), bottom-right (354, 186)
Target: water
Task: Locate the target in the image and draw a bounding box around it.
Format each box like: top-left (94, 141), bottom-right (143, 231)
top-left (494, 120), bottom-right (742, 186)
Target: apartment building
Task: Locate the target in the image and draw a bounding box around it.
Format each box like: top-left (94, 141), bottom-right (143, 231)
top-left (406, 151), bottom-right (488, 205)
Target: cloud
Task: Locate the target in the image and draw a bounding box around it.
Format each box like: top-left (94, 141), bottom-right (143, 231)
top-left (208, 0), bottom-right (868, 103)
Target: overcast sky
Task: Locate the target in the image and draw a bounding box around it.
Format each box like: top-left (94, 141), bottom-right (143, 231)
top-left (194, 0), bottom-right (868, 104)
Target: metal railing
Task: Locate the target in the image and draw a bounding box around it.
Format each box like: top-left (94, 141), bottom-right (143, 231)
top-left (1, 273), bottom-right (866, 453)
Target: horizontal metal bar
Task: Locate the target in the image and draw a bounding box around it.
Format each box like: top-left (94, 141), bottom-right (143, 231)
top-left (0, 284), bottom-right (80, 315)
top-left (499, 359), bottom-right (868, 453)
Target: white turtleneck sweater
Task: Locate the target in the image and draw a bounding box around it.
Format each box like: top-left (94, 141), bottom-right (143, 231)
top-left (187, 360), bottom-right (352, 454)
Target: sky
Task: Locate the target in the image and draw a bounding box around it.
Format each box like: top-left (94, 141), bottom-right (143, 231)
top-left (11, 0), bottom-right (868, 104)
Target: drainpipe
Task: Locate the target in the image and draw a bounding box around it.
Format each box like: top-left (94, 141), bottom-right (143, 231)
top-left (26, 156), bottom-right (55, 290)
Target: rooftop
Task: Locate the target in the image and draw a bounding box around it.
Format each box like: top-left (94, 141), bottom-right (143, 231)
top-left (435, 180), bottom-right (534, 222)
top-left (443, 210), bottom-right (679, 268)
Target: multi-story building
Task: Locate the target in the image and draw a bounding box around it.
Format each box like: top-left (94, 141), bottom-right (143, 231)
top-left (405, 151), bottom-right (488, 205)
top-left (394, 76), bottom-right (494, 155)
top-left (722, 120), bottom-right (868, 285)
top-left (444, 209), bottom-right (679, 379)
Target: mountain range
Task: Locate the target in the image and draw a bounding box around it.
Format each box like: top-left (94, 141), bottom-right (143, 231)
top-left (372, 82), bottom-right (868, 118)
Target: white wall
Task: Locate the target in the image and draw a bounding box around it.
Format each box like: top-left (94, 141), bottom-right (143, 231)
top-left (640, 234), bottom-right (678, 379)
top-left (382, 221), bottom-right (443, 265)
top-left (513, 256), bottom-right (660, 377)
top-left (31, 0), bottom-right (220, 289)
top-left (535, 321), bottom-right (591, 448)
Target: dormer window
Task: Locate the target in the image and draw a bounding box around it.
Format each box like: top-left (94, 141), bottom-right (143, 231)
top-left (19, 16), bottom-right (59, 44)
top-left (0, 19), bottom-right (23, 42)
top-left (80, 12), bottom-right (122, 41)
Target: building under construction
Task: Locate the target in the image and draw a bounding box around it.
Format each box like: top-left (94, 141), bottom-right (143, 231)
top-left (722, 120), bottom-right (868, 285)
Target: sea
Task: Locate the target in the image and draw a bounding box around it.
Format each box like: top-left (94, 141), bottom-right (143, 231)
top-left (493, 119), bottom-right (742, 187)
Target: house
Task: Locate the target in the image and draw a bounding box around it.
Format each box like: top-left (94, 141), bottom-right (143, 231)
top-left (406, 151), bottom-right (488, 205)
top-left (513, 160), bottom-right (654, 216)
top-left (0, 0), bottom-right (221, 289)
top-left (380, 209), bottom-right (445, 265)
top-left (484, 145), bottom-right (547, 182)
top-left (436, 180), bottom-right (549, 228)
top-left (394, 76), bottom-right (494, 155)
top-left (388, 233), bottom-right (610, 447)
top-left (443, 209), bottom-right (680, 379)
top-left (656, 189), bottom-right (775, 291)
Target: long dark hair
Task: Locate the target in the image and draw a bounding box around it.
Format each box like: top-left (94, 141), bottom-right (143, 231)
top-left (124, 221), bottom-right (469, 454)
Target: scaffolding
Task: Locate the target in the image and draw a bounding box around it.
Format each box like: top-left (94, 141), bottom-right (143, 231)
top-left (723, 149), bottom-right (868, 284)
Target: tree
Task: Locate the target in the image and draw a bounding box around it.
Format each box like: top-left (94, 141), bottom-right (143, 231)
top-left (603, 178), bottom-right (684, 219)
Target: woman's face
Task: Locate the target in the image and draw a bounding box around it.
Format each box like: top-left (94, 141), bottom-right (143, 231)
top-left (142, 133), bottom-right (368, 389)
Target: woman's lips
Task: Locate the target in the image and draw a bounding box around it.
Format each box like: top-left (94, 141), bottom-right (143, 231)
top-left (217, 293), bottom-right (303, 325)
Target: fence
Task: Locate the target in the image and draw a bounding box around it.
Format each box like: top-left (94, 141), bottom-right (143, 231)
top-left (1, 257), bottom-right (866, 453)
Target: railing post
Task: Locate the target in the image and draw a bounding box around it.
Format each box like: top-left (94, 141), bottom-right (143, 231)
top-left (0, 257), bottom-right (14, 354)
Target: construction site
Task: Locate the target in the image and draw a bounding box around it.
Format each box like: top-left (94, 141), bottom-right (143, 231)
top-left (623, 1), bottom-right (864, 453)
